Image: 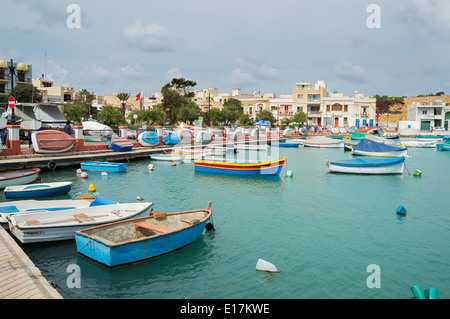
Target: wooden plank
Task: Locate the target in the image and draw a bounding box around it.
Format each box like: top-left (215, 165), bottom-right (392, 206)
top-left (0, 227), bottom-right (62, 299)
top-left (134, 221), bottom-right (174, 233)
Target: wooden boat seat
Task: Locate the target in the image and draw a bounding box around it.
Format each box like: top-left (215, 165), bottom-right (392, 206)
top-left (134, 221), bottom-right (173, 233)
top-left (180, 218), bottom-right (201, 226)
top-left (73, 213), bottom-right (95, 223)
top-left (25, 220), bottom-right (42, 226)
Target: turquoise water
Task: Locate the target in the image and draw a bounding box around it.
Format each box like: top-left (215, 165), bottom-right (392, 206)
top-left (7, 145), bottom-right (449, 299)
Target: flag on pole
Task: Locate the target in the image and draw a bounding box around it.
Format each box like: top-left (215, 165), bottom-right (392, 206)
top-left (135, 92), bottom-right (141, 101)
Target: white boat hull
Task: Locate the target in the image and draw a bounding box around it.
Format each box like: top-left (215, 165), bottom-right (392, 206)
top-left (327, 162), bottom-right (404, 174)
top-left (351, 149), bottom-right (408, 157)
top-left (401, 140), bottom-right (436, 148)
top-left (7, 202), bottom-right (152, 243)
top-left (303, 141), bottom-right (344, 148)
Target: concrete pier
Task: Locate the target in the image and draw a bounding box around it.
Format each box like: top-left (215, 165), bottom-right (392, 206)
top-left (0, 227), bottom-right (62, 299)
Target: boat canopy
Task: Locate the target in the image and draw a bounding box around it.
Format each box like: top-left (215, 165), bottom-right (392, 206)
top-left (353, 138), bottom-right (404, 152)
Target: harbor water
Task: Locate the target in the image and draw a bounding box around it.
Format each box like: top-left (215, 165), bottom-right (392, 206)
top-left (4, 144), bottom-right (449, 299)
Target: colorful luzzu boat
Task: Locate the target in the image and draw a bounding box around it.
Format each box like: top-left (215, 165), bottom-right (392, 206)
top-left (194, 157), bottom-right (286, 175)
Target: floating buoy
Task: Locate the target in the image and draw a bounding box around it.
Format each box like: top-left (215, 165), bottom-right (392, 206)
top-left (410, 284), bottom-right (426, 299)
top-left (171, 163), bottom-right (177, 166)
top-left (88, 183), bottom-right (96, 192)
top-left (136, 196), bottom-right (143, 201)
top-left (101, 171), bottom-right (108, 176)
top-left (76, 168), bottom-right (82, 175)
top-left (424, 287), bottom-right (438, 299)
top-left (80, 172), bottom-right (88, 178)
top-left (285, 170), bottom-right (293, 177)
top-left (147, 164), bottom-right (154, 171)
top-left (396, 205), bottom-right (407, 215)
top-left (413, 169), bottom-right (422, 176)
top-left (256, 259), bottom-right (280, 273)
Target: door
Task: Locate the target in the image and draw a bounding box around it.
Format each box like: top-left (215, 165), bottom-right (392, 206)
top-left (334, 117), bottom-right (339, 127)
top-left (420, 121), bottom-right (430, 131)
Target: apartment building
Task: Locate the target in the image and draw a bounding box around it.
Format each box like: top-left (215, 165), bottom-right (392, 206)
top-left (405, 100), bottom-right (449, 131)
top-left (323, 90), bottom-right (376, 128)
top-left (32, 79), bottom-right (74, 104)
top-left (0, 59), bottom-right (33, 108)
top-left (293, 80), bottom-right (329, 126)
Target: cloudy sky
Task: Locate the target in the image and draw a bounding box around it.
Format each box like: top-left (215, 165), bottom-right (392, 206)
top-left (2, 0), bottom-right (449, 98)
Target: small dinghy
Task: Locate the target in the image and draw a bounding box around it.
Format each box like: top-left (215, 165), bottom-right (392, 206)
top-left (150, 153), bottom-right (185, 162)
top-left (75, 202), bottom-right (213, 267)
top-left (4, 182), bottom-right (72, 199)
top-left (7, 202), bottom-right (153, 244)
top-left (163, 133), bottom-right (180, 146)
top-left (80, 161), bottom-right (128, 172)
top-left (326, 157), bottom-right (405, 175)
top-left (31, 130), bottom-right (76, 154)
top-left (0, 168), bottom-right (40, 189)
top-left (138, 131), bottom-right (162, 147)
top-left (0, 191), bottom-right (116, 228)
top-left (109, 137), bottom-right (133, 152)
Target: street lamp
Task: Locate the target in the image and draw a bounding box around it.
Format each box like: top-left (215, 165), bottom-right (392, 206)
top-left (205, 93), bottom-right (212, 126)
top-left (0, 59), bottom-right (27, 124)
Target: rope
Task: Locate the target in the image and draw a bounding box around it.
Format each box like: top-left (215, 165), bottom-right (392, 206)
top-left (50, 281), bottom-right (103, 299)
top-left (179, 277), bottom-right (259, 299)
top-left (403, 157), bottom-right (411, 175)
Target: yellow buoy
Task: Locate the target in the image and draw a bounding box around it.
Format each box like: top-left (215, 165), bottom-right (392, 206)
top-left (88, 183), bottom-right (96, 192)
top-left (147, 164), bottom-right (154, 171)
top-left (136, 196), bottom-right (143, 201)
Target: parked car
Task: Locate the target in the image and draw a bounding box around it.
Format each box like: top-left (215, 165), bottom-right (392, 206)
top-left (435, 126), bottom-right (446, 133)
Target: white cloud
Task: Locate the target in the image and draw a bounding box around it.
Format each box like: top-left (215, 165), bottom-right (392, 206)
top-left (400, 0), bottom-right (450, 35)
top-left (166, 67), bottom-right (183, 81)
top-left (82, 63), bottom-right (110, 81)
top-left (122, 19), bottom-right (177, 52)
top-left (333, 61), bottom-right (367, 83)
top-left (120, 62), bottom-right (147, 78)
top-left (235, 57), bottom-right (280, 79)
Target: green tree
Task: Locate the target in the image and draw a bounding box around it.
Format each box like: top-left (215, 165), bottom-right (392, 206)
top-left (63, 104), bottom-right (89, 123)
top-left (160, 78), bottom-right (198, 125)
top-left (238, 113), bottom-right (254, 126)
top-left (74, 89), bottom-right (96, 118)
top-left (291, 110), bottom-right (307, 124)
top-left (7, 84), bottom-right (42, 103)
top-left (257, 109), bottom-right (276, 123)
top-left (116, 92), bottom-right (130, 116)
top-left (97, 105), bottom-right (126, 127)
top-left (222, 98), bottom-right (244, 125)
top-left (210, 107), bottom-right (224, 126)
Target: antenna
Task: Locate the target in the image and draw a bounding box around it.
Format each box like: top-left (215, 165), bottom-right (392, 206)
top-left (44, 49), bottom-right (47, 80)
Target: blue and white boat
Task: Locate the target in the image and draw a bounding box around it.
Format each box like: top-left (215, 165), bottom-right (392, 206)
top-left (437, 140), bottom-right (450, 151)
top-left (109, 137), bottom-right (133, 152)
top-left (8, 201), bottom-right (153, 244)
top-left (0, 191), bottom-right (117, 229)
top-left (272, 141), bottom-right (301, 148)
top-left (138, 131), bottom-right (161, 147)
top-left (75, 202), bottom-right (213, 267)
top-left (4, 182), bottom-right (72, 199)
top-left (326, 157), bottom-right (405, 175)
top-left (351, 138), bottom-right (407, 157)
top-left (0, 168), bottom-right (40, 189)
top-left (80, 161), bottom-right (128, 172)
top-left (163, 133), bottom-right (180, 146)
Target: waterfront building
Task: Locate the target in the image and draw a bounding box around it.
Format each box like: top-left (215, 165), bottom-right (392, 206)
top-left (323, 90), bottom-right (376, 128)
top-left (0, 59), bottom-right (32, 108)
top-left (293, 81), bottom-right (328, 126)
top-left (405, 99), bottom-right (449, 131)
top-left (32, 79), bottom-right (74, 104)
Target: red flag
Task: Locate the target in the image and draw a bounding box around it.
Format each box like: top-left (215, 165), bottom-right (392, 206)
top-left (135, 92), bottom-right (141, 101)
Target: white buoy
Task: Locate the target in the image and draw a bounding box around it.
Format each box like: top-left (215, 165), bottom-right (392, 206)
top-left (80, 172), bottom-right (88, 178)
top-left (147, 164), bottom-right (154, 171)
top-left (285, 170), bottom-right (293, 177)
top-left (136, 196), bottom-right (143, 201)
top-left (101, 171), bottom-right (108, 176)
top-left (256, 259), bottom-right (280, 273)
top-left (76, 168), bottom-right (82, 174)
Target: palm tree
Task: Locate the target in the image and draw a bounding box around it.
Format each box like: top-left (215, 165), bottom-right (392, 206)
top-left (116, 92), bottom-right (130, 116)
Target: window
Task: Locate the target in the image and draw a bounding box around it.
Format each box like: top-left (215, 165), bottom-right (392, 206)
top-left (249, 106), bottom-right (252, 114)
top-left (422, 110), bottom-right (427, 115)
top-left (326, 105), bottom-right (330, 112)
top-left (332, 104), bottom-right (342, 111)
top-left (344, 105), bottom-right (348, 112)
top-left (296, 94), bottom-right (303, 99)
